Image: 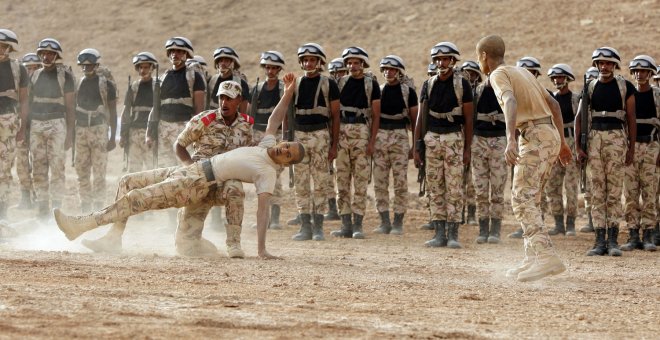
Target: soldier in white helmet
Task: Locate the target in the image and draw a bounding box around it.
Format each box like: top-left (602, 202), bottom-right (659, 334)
top-left (207, 47), bottom-right (249, 113)
top-left (30, 38), bottom-right (76, 220)
top-left (620, 55), bottom-right (658, 252)
top-left (579, 66), bottom-right (600, 234)
top-left (328, 58), bottom-right (348, 81)
top-left (0, 29), bottom-right (29, 219)
top-left (459, 60), bottom-right (482, 225)
top-left (544, 64), bottom-right (580, 237)
top-left (575, 47), bottom-right (637, 257)
top-left (187, 55), bottom-right (209, 82)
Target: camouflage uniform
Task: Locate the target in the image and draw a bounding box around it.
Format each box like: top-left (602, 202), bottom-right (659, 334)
top-left (122, 78), bottom-right (154, 173)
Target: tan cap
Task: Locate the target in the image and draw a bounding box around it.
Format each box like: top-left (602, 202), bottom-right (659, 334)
top-left (217, 80), bottom-right (242, 99)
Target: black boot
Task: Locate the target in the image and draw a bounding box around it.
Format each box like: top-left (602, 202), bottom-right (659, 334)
top-left (620, 228), bottom-right (643, 251)
top-left (17, 189), bottom-right (32, 209)
top-left (586, 227), bottom-right (607, 256)
top-left (425, 220), bottom-right (447, 247)
top-left (0, 201), bottom-right (6, 220)
top-left (352, 214), bottom-right (365, 239)
top-left (37, 200), bottom-right (49, 221)
top-left (391, 213), bottom-right (404, 235)
top-left (291, 213), bottom-right (313, 241)
top-left (508, 227), bottom-right (523, 239)
top-left (312, 214), bottom-right (325, 241)
top-left (488, 218), bottom-right (501, 244)
top-left (606, 227), bottom-right (622, 256)
top-left (580, 212), bottom-right (594, 233)
top-left (269, 204), bottom-right (282, 230)
top-left (331, 214), bottom-right (353, 238)
top-left (641, 228), bottom-right (656, 252)
top-left (420, 220), bottom-right (434, 230)
top-left (654, 223), bottom-right (660, 246)
top-left (565, 216), bottom-right (576, 236)
top-left (447, 222), bottom-right (462, 249)
top-left (373, 211), bottom-right (391, 234)
top-left (324, 198), bottom-right (340, 221)
top-left (475, 218), bottom-right (489, 244)
top-left (548, 215), bottom-right (565, 235)
top-left (287, 213), bottom-right (301, 225)
top-left (467, 205), bottom-right (477, 225)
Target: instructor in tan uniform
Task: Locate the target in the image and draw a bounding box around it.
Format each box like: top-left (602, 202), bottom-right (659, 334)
top-left (476, 35), bottom-right (571, 282)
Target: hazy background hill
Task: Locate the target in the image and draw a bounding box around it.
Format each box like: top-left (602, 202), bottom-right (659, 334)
top-left (6, 0), bottom-right (660, 94)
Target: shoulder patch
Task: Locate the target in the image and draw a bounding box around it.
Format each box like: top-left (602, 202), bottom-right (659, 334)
top-left (241, 113), bottom-right (254, 125)
top-left (200, 112), bottom-right (217, 126)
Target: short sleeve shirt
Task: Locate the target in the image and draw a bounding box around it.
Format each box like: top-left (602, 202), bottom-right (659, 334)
top-left (489, 65), bottom-right (553, 127)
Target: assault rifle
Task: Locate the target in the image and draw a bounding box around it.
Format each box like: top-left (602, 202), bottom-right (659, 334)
top-left (150, 65), bottom-right (161, 169)
top-left (122, 75), bottom-right (133, 172)
top-left (416, 96), bottom-right (429, 197)
top-left (578, 74), bottom-right (590, 193)
top-left (249, 77), bottom-right (260, 119)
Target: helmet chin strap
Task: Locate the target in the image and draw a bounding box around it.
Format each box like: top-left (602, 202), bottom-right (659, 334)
top-left (554, 82), bottom-right (567, 90)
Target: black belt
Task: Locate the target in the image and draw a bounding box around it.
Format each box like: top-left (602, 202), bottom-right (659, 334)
top-left (591, 122), bottom-right (623, 131)
top-left (429, 125), bottom-right (462, 134)
top-left (341, 116), bottom-right (367, 124)
top-left (31, 112), bottom-right (65, 121)
top-left (379, 122), bottom-right (407, 130)
top-left (76, 115), bottom-right (105, 127)
top-left (160, 111), bottom-right (191, 123)
top-left (475, 129), bottom-right (506, 138)
top-left (296, 123), bottom-right (327, 132)
top-left (0, 107), bottom-right (16, 115)
top-left (636, 135), bottom-right (658, 143)
top-left (254, 123), bottom-right (268, 132)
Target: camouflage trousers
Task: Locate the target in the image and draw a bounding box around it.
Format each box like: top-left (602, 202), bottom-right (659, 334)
top-left (326, 160), bottom-right (337, 200)
top-left (74, 124), bottom-right (109, 206)
top-left (471, 135), bottom-right (508, 219)
top-left (30, 118), bottom-right (66, 203)
top-left (424, 130), bottom-right (464, 222)
top-left (253, 129), bottom-right (283, 205)
top-left (373, 128), bottom-right (409, 214)
top-left (293, 128), bottom-right (331, 214)
top-left (15, 138), bottom-right (32, 191)
top-left (157, 121), bottom-right (187, 168)
top-left (587, 129), bottom-right (626, 228)
top-left (465, 165), bottom-right (475, 205)
top-left (544, 136), bottom-right (579, 217)
top-left (0, 113), bottom-right (19, 203)
top-left (126, 128), bottom-right (153, 173)
top-left (623, 141), bottom-right (659, 229)
top-left (512, 123), bottom-right (559, 249)
top-left (336, 123), bottom-right (370, 215)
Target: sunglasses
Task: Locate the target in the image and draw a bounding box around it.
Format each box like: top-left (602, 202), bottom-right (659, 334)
top-left (518, 60), bottom-right (541, 69)
top-left (380, 58), bottom-right (403, 69)
top-left (22, 55), bottom-right (41, 63)
top-left (592, 48), bottom-right (618, 59)
top-left (166, 38), bottom-right (191, 49)
top-left (298, 45), bottom-right (325, 57)
top-left (342, 47), bottom-right (367, 58)
top-left (0, 32), bottom-right (17, 44)
top-left (215, 47), bottom-right (238, 58)
top-left (38, 40), bottom-right (61, 51)
top-left (261, 52), bottom-right (283, 63)
top-left (78, 53), bottom-right (99, 64)
top-left (629, 59), bottom-right (654, 69)
top-left (431, 44), bottom-right (459, 56)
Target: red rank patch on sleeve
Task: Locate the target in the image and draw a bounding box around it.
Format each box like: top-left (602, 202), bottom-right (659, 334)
top-left (241, 113), bottom-right (254, 125)
top-left (201, 112), bottom-right (216, 126)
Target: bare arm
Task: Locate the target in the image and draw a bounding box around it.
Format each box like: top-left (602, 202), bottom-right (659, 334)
top-left (501, 91), bottom-right (518, 165)
top-left (367, 99), bottom-right (380, 156)
top-left (193, 90), bottom-right (205, 116)
top-left (175, 142), bottom-right (193, 166)
top-left (462, 101), bottom-right (473, 165)
top-left (624, 94), bottom-right (636, 166)
top-left (64, 91), bottom-right (76, 150)
top-left (329, 99), bottom-right (340, 161)
top-left (265, 73), bottom-right (295, 136)
top-left (256, 192), bottom-right (279, 259)
top-left (16, 87), bottom-right (28, 142)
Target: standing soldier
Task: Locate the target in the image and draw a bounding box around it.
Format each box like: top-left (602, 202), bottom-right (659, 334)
top-left (14, 53), bottom-right (41, 210)
top-left (250, 51), bottom-right (286, 229)
top-left (419, 63), bottom-right (439, 231)
top-left (470, 66), bottom-right (507, 244)
top-left (580, 66), bottom-right (600, 233)
top-left (545, 64), bottom-right (580, 236)
top-left (30, 38), bottom-right (75, 219)
top-left (290, 43), bottom-right (340, 241)
top-left (322, 56), bottom-right (345, 221)
top-left (330, 46), bottom-right (381, 239)
top-left (120, 52), bottom-right (157, 173)
top-left (575, 47), bottom-right (636, 257)
top-left (0, 29), bottom-right (29, 219)
top-left (207, 47), bottom-right (249, 113)
top-left (328, 58), bottom-right (348, 81)
top-left (372, 55), bottom-right (417, 235)
top-left (188, 55), bottom-right (209, 81)
top-left (415, 42), bottom-right (473, 249)
top-left (73, 48), bottom-right (117, 212)
top-left (460, 60), bottom-right (482, 225)
top-left (620, 55), bottom-right (658, 252)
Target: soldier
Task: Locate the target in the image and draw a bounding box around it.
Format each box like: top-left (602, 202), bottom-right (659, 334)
top-left (419, 63), bottom-right (439, 231)
top-left (14, 53), bottom-right (41, 210)
top-left (470, 64), bottom-right (507, 244)
top-left (575, 47), bottom-right (636, 257)
top-left (73, 48), bottom-right (117, 212)
top-left (330, 46), bottom-right (380, 239)
top-left (188, 55), bottom-right (209, 81)
top-left (321, 57), bottom-right (344, 222)
top-left (207, 47), bottom-right (249, 113)
top-left (477, 35), bottom-right (569, 282)
top-left (415, 42), bottom-right (473, 249)
top-left (0, 29), bottom-right (29, 219)
top-left (250, 51), bottom-right (286, 229)
top-left (328, 58), bottom-right (348, 81)
top-left (460, 60), bottom-right (483, 225)
top-left (372, 55), bottom-right (417, 235)
top-left (290, 43), bottom-right (340, 241)
top-left (30, 38), bottom-right (75, 219)
top-left (54, 73), bottom-right (305, 259)
top-left (620, 55), bottom-right (658, 252)
top-left (544, 64), bottom-right (580, 236)
top-left (580, 66), bottom-right (600, 233)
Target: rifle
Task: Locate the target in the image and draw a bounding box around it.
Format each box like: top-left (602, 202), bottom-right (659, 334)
top-left (122, 75), bottom-right (133, 172)
top-left (248, 77), bottom-right (260, 119)
top-left (286, 89), bottom-right (295, 188)
top-left (579, 75), bottom-right (590, 193)
top-left (150, 64), bottom-right (161, 169)
top-left (416, 92), bottom-right (429, 197)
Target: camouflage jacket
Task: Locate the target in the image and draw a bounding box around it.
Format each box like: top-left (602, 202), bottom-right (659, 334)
top-left (176, 109), bottom-right (253, 161)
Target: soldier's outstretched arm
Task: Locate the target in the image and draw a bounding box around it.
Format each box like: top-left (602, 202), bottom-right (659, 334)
top-left (265, 73), bottom-right (296, 136)
top-left (256, 192), bottom-right (280, 259)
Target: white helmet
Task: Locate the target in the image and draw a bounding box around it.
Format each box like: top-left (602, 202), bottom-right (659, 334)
top-left (192, 55), bottom-right (207, 67)
top-left (260, 50), bottom-right (285, 68)
top-left (297, 43), bottom-right (326, 65)
top-left (342, 46), bottom-right (370, 68)
top-left (460, 60), bottom-right (481, 75)
top-left (379, 55), bottom-right (405, 75)
top-left (517, 56), bottom-right (541, 73)
top-left (36, 38), bottom-right (63, 60)
top-left (165, 37), bottom-right (194, 59)
top-left (655, 65), bottom-right (660, 80)
top-left (430, 42), bottom-right (460, 61)
top-left (133, 51), bottom-right (158, 68)
top-left (22, 53), bottom-right (41, 66)
top-left (591, 46), bottom-right (621, 69)
top-left (585, 67), bottom-right (599, 80)
top-left (628, 55), bottom-right (657, 75)
top-left (0, 29), bottom-right (18, 52)
top-left (547, 63), bottom-right (575, 81)
top-left (328, 58), bottom-right (347, 73)
top-left (77, 48), bottom-right (101, 65)
top-left (213, 46), bottom-right (240, 70)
